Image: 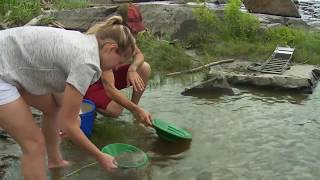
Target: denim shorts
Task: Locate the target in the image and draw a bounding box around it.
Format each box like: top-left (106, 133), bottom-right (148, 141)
top-left (0, 79), bottom-right (20, 105)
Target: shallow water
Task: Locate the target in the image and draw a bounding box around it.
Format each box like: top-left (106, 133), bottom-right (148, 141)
top-left (51, 73), bottom-right (320, 180)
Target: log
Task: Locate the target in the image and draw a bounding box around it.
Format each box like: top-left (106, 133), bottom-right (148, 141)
top-left (24, 15), bottom-right (46, 26)
top-left (166, 59), bottom-right (235, 76)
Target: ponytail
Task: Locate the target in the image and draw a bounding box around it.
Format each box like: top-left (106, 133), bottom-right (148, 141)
top-left (86, 16), bottom-right (136, 55)
top-left (86, 16), bottom-right (123, 35)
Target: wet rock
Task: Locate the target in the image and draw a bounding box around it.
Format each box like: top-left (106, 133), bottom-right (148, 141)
top-left (182, 72), bottom-right (235, 96)
top-left (307, 20), bottom-right (320, 30)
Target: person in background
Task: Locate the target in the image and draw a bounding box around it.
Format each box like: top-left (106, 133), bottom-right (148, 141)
top-left (84, 3), bottom-right (152, 119)
top-left (0, 16), bottom-right (151, 180)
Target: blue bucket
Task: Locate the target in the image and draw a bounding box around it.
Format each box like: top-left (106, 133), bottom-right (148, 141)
top-left (80, 99), bottom-right (96, 137)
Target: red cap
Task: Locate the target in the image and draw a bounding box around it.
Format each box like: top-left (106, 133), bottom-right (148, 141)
top-left (127, 4), bottom-right (145, 34)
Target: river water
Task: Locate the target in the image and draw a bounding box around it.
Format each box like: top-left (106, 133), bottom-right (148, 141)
top-left (40, 73), bottom-right (320, 180)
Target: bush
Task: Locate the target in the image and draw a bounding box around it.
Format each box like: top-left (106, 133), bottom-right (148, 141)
top-left (224, 0), bottom-right (260, 40)
top-left (189, 0), bottom-right (261, 57)
top-left (189, 0), bottom-right (320, 64)
top-left (190, 4), bottom-right (221, 46)
top-left (137, 32), bottom-right (193, 73)
top-left (265, 27), bottom-right (320, 64)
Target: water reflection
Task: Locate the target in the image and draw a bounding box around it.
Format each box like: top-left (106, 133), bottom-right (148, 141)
top-left (50, 167), bottom-right (66, 180)
top-left (151, 139), bottom-right (191, 156)
top-left (234, 85), bottom-right (309, 105)
top-left (180, 84), bottom-right (309, 105)
top-left (52, 73), bottom-right (320, 180)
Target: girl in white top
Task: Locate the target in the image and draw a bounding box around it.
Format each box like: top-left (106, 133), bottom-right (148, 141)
top-left (0, 16), bottom-right (152, 180)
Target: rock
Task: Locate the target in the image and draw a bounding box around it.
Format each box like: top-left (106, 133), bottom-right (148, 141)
top-left (0, 138), bottom-right (21, 179)
top-left (243, 0), bottom-right (301, 18)
top-left (138, 4), bottom-right (198, 40)
top-left (182, 72), bottom-right (235, 96)
top-left (50, 6), bottom-right (118, 31)
top-left (205, 61), bottom-right (320, 93)
top-left (266, 23), bottom-right (283, 28)
top-left (307, 20), bottom-right (320, 29)
top-left (254, 13), bottom-right (308, 28)
top-left (43, 3), bottom-right (310, 38)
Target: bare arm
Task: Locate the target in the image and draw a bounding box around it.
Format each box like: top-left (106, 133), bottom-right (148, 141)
top-left (58, 84), bottom-right (116, 170)
top-left (101, 70), bottom-right (152, 126)
top-left (127, 46), bottom-right (147, 93)
top-left (128, 46), bottom-right (144, 72)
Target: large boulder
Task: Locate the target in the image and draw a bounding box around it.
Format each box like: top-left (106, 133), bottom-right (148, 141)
top-left (36, 3), bottom-right (308, 37)
top-left (242, 0), bottom-right (301, 18)
top-left (49, 6), bottom-right (118, 31)
top-left (207, 61), bottom-right (319, 93)
top-left (137, 4), bottom-right (199, 40)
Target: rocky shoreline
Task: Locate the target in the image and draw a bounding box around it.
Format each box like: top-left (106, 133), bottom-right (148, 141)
top-left (0, 136), bottom-right (21, 180)
top-left (182, 60), bottom-right (320, 96)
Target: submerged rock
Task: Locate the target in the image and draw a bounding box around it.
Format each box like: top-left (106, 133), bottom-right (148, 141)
top-left (182, 73), bottom-right (235, 96)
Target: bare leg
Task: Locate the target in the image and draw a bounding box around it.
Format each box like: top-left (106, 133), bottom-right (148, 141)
top-left (19, 90), bottom-right (70, 169)
top-left (98, 62), bottom-right (151, 117)
top-left (0, 97), bottom-right (47, 180)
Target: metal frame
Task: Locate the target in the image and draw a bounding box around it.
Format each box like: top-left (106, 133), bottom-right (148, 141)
top-left (260, 46), bottom-right (295, 74)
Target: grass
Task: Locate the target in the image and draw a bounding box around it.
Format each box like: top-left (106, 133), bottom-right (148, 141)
top-left (264, 27), bottom-right (320, 64)
top-left (0, 0), bottom-right (89, 26)
top-left (189, 0), bottom-right (320, 65)
top-left (0, 0), bottom-right (41, 26)
top-left (137, 32), bottom-right (194, 73)
top-left (53, 0), bottom-right (89, 10)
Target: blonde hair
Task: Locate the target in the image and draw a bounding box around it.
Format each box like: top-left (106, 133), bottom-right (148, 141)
top-left (86, 16), bottom-right (136, 54)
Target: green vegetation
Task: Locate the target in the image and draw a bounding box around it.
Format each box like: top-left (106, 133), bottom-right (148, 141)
top-left (0, 0), bottom-right (88, 26)
top-left (189, 0), bottom-right (320, 64)
top-left (0, 0), bottom-right (41, 26)
top-left (137, 32), bottom-right (193, 73)
top-left (265, 27), bottom-right (320, 64)
top-left (53, 0), bottom-right (88, 10)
